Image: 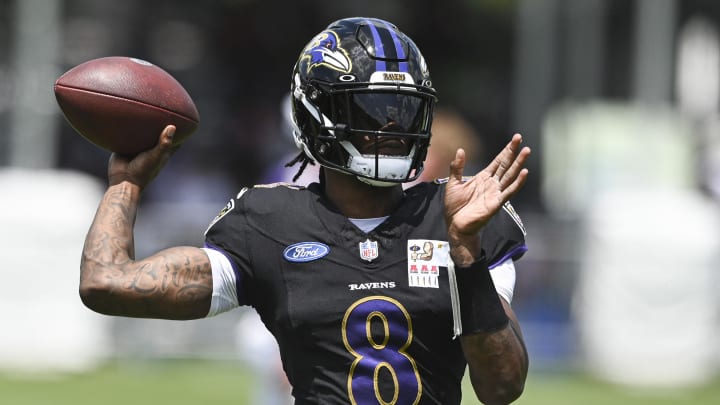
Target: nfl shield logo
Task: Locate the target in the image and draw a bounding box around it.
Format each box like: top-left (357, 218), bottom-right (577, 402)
top-left (359, 239), bottom-right (379, 262)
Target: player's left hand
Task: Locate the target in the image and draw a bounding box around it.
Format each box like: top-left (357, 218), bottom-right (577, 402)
top-left (444, 133), bottom-right (530, 264)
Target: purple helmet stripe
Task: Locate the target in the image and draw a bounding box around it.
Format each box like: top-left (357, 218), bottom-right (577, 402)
top-left (382, 20), bottom-right (408, 72)
top-left (364, 19), bottom-right (387, 71)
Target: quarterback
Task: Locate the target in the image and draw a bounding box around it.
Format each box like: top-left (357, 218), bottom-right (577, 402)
top-left (80, 17), bottom-right (531, 404)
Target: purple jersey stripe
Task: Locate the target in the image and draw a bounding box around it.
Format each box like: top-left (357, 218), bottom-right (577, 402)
top-left (488, 244), bottom-right (528, 270)
top-left (382, 20), bottom-right (408, 72)
top-left (204, 242), bottom-right (246, 305)
top-left (364, 19), bottom-right (386, 71)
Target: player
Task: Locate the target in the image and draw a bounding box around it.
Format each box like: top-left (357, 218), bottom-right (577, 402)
top-left (79, 17), bottom-right (530, 404)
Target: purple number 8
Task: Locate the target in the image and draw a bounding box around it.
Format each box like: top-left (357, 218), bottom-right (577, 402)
top-left (342, 296), bottom-right (422, 405)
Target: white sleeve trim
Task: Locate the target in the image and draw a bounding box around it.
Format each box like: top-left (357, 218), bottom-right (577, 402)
top-left (490, 258), bottom-right (516, 304)
top-left (202, 247), bottom-right (240, 317)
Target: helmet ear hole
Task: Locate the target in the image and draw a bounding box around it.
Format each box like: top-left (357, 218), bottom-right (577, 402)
top-left (307, 85), bottom-right (321, 101)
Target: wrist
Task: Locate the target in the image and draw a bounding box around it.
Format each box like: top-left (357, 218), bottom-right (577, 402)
top-left (107, 181), bottom-right (143, 203)
top-left (448, 225), bottom-right (482, 267)
top-left (456, 258), bottom-right (509, 335)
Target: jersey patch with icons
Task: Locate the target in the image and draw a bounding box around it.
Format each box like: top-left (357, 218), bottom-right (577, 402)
top-left (204, 181), bottom-right (527, 405)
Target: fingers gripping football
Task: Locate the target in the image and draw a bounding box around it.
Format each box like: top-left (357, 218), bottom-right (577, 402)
top-left (108, 125), bottom-right (177, 189)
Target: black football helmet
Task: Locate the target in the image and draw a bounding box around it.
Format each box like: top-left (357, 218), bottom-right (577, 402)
top-left (290, 17), bottom-right (437, 186)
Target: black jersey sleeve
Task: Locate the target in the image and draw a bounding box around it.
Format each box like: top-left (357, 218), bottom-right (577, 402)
top-left (481, 201), bottom-right (528, 269)
top-left (203, 187), bottom-right (254, 306)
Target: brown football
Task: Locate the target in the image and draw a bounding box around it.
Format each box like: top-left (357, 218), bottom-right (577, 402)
top-left (54, 56), bottom-right (200, 156)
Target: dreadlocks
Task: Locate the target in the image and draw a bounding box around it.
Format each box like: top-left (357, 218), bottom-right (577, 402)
top-left (284, 151), bottom-right (316, 183)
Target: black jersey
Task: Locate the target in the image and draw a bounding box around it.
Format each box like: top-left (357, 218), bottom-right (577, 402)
top-left (204, 181), bottom-right (527, 405)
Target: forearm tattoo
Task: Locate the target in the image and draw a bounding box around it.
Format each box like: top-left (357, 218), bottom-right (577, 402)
top-left (81, 185), bottom-right (212, 319)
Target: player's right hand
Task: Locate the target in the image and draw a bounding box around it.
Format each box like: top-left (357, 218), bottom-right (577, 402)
top-left (108, 125), bottom-right (177, 190)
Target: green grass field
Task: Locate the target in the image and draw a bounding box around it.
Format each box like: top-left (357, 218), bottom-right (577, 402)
top-left (1, 360), bottom-right (718, 404)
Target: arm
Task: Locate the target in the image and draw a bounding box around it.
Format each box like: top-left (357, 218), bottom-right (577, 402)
top-left (444, 134), bottom-right (531, 404)
top-left (460, 299), bottom-right (528, 404)
top-left (79, 126), bottom-right (212, 320)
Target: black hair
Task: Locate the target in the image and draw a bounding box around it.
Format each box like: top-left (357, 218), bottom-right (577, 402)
top-left (284, 151), bottom-right (316, 182)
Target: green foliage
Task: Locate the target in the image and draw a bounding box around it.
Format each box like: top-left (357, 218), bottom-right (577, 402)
top-left (463, 372), bottom-right (720, 405)
top-left (0, 360), bottom-right (256, 405)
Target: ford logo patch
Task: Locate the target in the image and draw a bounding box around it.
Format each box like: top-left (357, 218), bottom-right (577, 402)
top-left (283, 242), bottom-right (330, 263)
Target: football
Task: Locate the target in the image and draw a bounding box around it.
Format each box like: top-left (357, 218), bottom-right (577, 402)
top-left (54, 56), bottom-right (200, 156)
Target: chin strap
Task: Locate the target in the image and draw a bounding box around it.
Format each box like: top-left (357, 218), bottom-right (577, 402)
top-left (341, 140), bottom-right (416, 184)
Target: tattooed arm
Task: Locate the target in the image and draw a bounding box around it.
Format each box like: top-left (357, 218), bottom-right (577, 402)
top-left (79, 126), bottom-right (212, 320)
